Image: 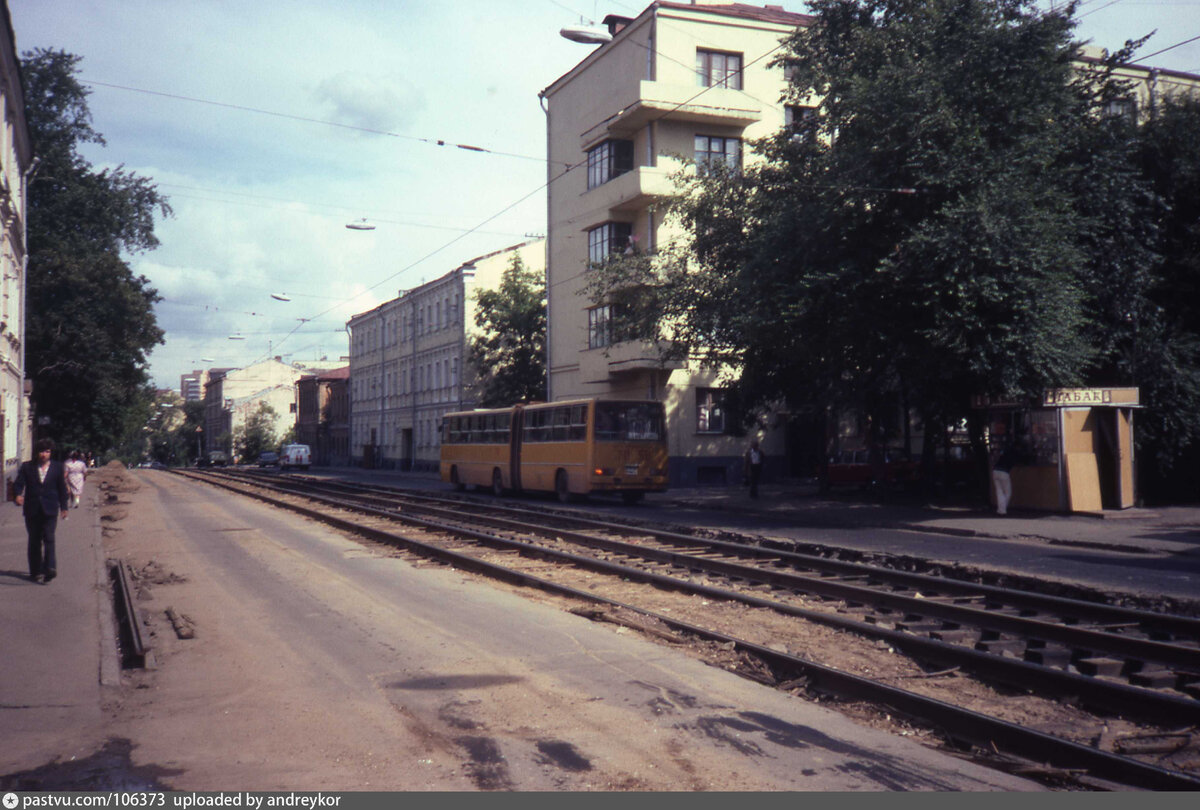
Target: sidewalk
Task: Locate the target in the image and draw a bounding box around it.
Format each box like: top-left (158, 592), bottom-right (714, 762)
top-left (661, 479), bottom-right (1200, 557)
top-left (0, 490), bottom-right (116, 778)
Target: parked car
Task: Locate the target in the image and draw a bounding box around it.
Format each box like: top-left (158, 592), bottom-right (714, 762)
top-left (280, 444), bottom-right (311, 471)
top-left (825, 448), bottom-right (916, 488)
top-left (257, 451), bottom-right (280, 467)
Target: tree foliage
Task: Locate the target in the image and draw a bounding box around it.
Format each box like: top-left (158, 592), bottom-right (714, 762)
top-left (21, 48), bottom-right (171, 454)
top-left (233, 402), bottom-right (279, 462)
top-left (468, 254), bottom-right (547, 407)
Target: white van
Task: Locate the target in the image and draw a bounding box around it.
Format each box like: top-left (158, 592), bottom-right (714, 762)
top-left (280, 444), bottom-right (311, 471)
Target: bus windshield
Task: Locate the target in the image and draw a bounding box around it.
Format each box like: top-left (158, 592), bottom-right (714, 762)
top-left (594, 402), bottom-right (666, 442)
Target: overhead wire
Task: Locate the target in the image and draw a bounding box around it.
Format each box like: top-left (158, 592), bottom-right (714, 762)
top-left (82, 78), bottom-right (571, 169)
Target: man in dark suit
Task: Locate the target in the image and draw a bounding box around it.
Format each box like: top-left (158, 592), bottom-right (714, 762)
top-left (13, 438), bottom-right (70, 583)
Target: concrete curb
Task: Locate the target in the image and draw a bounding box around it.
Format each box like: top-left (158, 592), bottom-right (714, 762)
top-left (91, 490), bottom-right (122, 687)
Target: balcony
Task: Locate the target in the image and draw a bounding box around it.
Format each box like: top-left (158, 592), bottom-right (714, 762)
top-left (586, 166), bottom-right (676, 214)
top-left (581, 81), bottom-right (763, 145)
top-left (580, 339), bottom-right (684, 383)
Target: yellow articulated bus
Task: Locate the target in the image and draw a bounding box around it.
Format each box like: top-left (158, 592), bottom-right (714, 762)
top-left (440, 398), bottom-right (669, 503)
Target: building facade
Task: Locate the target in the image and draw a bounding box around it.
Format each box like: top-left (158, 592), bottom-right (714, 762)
top-left (539, 2), bottom-right (809, 486)
top-left (202, 358), bottom-right (306, 461)
top-left (347, 239), bottom-right (545, 471)
top-left (1, 1), bottom-right (32, 485)
top-left (296, 366), bottom-right (349, 466)
top-left (180, 369), bottom-right (204, 402)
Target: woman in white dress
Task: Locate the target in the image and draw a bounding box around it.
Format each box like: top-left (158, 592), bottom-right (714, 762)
top-left (64, 450), bottom-right (88, 509)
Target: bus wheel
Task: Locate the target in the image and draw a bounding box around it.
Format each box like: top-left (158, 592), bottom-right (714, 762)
top-left (492, 469), bottom-right (504, 497)
top-left (555, 470), bottom-right (571, 503)
top-left (450, 467), bottom-right (465, 492)
top-left (621, 491), bottom-right (644, 505)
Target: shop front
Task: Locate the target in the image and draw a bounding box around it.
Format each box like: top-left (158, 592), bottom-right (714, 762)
top-left (975, 387), bottom-right (1140, 513)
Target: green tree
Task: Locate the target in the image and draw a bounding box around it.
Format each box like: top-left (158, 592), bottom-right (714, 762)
top-left (233, 402), bottom-right (279, 462)
top-left (1128, 95), bottom-right (1200, 497)
top-left (21, 48), bottom-right (170, 454)
top-left (468, 254), bottom-right (547, 407)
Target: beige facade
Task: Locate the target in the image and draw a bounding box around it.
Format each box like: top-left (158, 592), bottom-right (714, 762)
top-left (202, 358), bottom-right (307, 460)
top-left (540, 2), bottom-right (809, 486)
top-left (347, 239), bottom-right (545, 471)
top-left (1078, 46), bottom-right (1200, 121)
top-left (1, 3), bottom-right (32, 483)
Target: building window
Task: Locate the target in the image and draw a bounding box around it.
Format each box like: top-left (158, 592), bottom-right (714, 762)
top-left (785, 105), bottom-right (817, 141)
top-left (587, 222), bottom-right (633, 264)
top-left (695, 135), bottom-right (741, 175)
top-left (587, 139), bottom-right (634, 189)
top-left (1104, 96), bottom-right (1137, 122)
top-left (696, 49), bottom-right (742, 90)
top-left (696, 388), bottom-right (726, 434)
top-left (588, 305), bottom-right (613, 349)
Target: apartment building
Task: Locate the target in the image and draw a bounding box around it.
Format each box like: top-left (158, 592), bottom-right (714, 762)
top-left (202, 358), bottom-right (306, 460)
top-left (1, 2), bottom-right (32, 484)
top-left (540, 2), bottom-right (809, 486)
top-left (347, 239), bottom-right (545, 471)
top-left (180, 369), bottom-right (205, 402)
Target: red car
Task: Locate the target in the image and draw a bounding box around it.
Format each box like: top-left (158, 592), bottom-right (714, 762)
top-left (826, 449), bottom-right (917, 488)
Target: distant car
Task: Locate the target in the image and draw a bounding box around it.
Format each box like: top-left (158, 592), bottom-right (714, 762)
top-left (280, 444), bottom-right (311, 471)
top-left (826, 448), bottom-right (916, 488)
top-left (149, 461), bottom-right (167, 470)
top-left (257, 451), bottom-right (279, 467)
top-left (207, 451), bottom-right (228, 467)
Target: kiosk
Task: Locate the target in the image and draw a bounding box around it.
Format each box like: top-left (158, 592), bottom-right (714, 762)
top-left (975, 387), bottom-right (1140, 513)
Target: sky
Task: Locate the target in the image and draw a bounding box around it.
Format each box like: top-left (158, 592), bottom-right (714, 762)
top-left (7, 0), bottom-right (1200, 392)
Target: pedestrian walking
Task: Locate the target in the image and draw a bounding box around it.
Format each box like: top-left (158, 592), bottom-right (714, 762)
top-left (744, 439), bottom-right (765, 500)
top-left (992, 443), bottom-right (1016, 516)
top-left (12, 438), bottom-right (70, 584)
top-left (64, 450), bottom-right (88, 509)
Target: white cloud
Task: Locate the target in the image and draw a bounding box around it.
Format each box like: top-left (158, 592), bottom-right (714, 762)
top-left (313, 71), bottom-right (425, 133)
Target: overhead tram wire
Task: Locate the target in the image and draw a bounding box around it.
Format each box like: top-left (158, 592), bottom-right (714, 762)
top-left (1135, 32), bottom-right (1200, 62)
top-left (81, 79), bottom-right (573, 170)
top-left (160, 185), bottom-right (530, 238)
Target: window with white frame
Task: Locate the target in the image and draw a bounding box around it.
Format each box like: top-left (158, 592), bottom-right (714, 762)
top-left (696, 388), bottom-right (727, 434)
top-left (696, 49), bottom-right (742, 90)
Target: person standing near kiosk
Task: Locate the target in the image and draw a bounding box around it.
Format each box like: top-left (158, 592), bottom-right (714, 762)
top-left (991, 443), bottom-right (1016, 516)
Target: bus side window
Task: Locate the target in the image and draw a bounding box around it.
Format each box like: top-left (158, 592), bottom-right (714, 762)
top-left (552, 407), bottom-right (570, 442)
top-left (570, 405), bottom-right (587, 441)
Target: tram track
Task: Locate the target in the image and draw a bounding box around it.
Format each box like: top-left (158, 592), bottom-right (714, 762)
top-left (179, 467), bottom-right (1200, 790)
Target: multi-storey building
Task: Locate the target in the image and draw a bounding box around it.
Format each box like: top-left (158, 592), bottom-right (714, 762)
top-left (539, 2), bottom-right (809, 486)
top-left (296, 366), bottom-right (349, 466)
top-left (1, 1), bottom-right (33, 485)
top-left (202, 358), bottom-right (306, 460)
top-left (347, 239), bottom-right (545, 471)
top-left (180, 370), bottom-right (205, 402)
